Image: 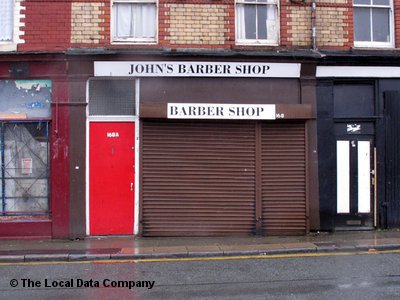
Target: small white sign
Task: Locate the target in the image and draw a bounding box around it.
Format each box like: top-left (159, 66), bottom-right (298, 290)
top-left (168, 103), bottom-right (276, 120)
top-left (347, 124), bottom-right (361, 133)
top-left (107, 132), bottom-right (120, 138)
top-left (21, 158), bottom-right (33, 175)
top-left (94, 61), bottom-right (301, 78)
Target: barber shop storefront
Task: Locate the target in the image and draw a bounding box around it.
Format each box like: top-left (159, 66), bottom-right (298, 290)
top-left (86, 59), bottom-right (318, 237)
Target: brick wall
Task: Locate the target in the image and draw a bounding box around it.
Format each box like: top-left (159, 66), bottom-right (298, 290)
top-left (316, 2), bottom-right (352, 48)
top-left (161, 3), bottom-right (232, 48)
top-left (16, 0), bottom-right (400, 52)
top-left (19, 1), bottom-right (71, 51)
top-left (283, 0), bottom-right (352, 49)
top-left (71, 2), bottom-right (105, 45)
top-left (285, 4), bottom-right (312, 47)
top-left (395, 0), bottom-right (400, 48)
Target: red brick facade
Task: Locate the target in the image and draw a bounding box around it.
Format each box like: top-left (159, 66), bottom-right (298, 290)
top-left (19, 1), bottom-right (71, 51)
top-left (395, 0), bottom-right (400, 48)
top-left (13, 0), bottom-right (400, 51)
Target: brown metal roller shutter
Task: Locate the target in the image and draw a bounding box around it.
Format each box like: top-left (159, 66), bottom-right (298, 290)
top-left (141, 121), bottom-right (256, 236)
top-left (261, 123), bottom-right (307, 235)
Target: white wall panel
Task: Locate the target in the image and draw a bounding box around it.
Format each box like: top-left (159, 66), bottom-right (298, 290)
top-left (337, 141), bottom-right (350, 213)
top-left (358, 141), bottom-right (371, 213)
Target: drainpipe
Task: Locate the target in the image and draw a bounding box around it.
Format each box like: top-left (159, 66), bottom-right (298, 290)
top-left (311, 0), bottom-right (317, 50)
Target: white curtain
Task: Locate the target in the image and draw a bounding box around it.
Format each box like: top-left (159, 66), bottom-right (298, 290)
top-left (0, 0), bottom-right (13, 41)
top-left (236, 4), bottom-right (246, 40)
top-left (267, 4), bottom-right (276, 20)
top-left (236, 2), bottom-right (277, 41)
top-left (266, 5), bottom-right (277, 41)
top-left (115, 3), bottom-right (156, 39)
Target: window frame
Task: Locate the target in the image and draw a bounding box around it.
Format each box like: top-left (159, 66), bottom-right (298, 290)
top-left (0, 0), bottom-right (24, 52)
top-left (111, 0), bottom-right (158, 45)
top-left (0, 121), bottom-right (50, 217)
top-left (235, 0), bottom-right (280, 46)
top-left (353, 0), bottom-right (394, 48)
top-left (88, 77), bottom-right (136, 116)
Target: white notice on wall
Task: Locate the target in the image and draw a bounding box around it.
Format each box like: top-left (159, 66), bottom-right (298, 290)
top-left (168, 103), bottom-right (276, 120)
top-left (21, 158), bottom-right (33, 175)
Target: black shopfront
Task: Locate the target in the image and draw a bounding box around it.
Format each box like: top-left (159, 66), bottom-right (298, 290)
top-left (317, 64), bottom-right (400, 230)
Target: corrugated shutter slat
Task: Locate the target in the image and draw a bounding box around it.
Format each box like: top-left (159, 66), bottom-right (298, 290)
top-left (142, 121), bottom-right (256, 236)
top-left (261, 123), bottom-right (307, 235)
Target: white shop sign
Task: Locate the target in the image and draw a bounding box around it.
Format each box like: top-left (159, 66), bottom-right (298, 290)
top-left (94, 61), bottom-right (301, 78)
top-left (168, 103), bottom-right (276, 120)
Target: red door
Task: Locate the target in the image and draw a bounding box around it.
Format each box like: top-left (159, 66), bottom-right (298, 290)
top-left (89, 122), bottom-right (135, 235)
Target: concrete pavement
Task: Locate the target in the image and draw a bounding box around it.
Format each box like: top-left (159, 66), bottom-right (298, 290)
top-left (1, 230), bottom-right (400, 263)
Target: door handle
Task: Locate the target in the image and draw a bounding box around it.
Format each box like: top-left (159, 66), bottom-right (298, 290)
top-left (130, 182), bottom-right (134, 191)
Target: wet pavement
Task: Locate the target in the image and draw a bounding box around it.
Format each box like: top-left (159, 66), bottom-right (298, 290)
top-left (1, 230), bottom-right (400, 262)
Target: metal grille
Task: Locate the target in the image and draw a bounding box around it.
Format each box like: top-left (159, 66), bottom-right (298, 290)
top-left (141, 121), bottom-right (307, 236)
top-left (89, 78), bottom-right (136, 116)
top-left (261, 123), bottom-right (307, 235)
top-left (142, 121), bottom-right (256, 236)
top-left (1, 122), bottom-right (49, 216)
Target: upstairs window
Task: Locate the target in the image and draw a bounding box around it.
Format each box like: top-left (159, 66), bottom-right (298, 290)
top-left (0, 0), bottom-right (13, 42)
top-left (0, 0), bottom-right (23, 51)
top-left (112, 0), bottom-right (157, 44)
top-left (235, 0), bottom-right (279, 45)
top-left (353, 0), bottom-right (394, 48)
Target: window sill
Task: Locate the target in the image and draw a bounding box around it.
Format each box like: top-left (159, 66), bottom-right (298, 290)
top-left (235, 40), bottom-right (279, 47)
top-left (0, 43), bottom-right (17, 52)
top-left (111, 39), bottom-right (158, 46)
top-left (0, 215), bottom-right (50, 222)
top-left (353, 42), bottom-right (394, 49)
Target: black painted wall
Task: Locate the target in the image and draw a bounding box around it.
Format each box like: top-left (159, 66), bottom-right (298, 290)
top-left (317, 81), bottom-right (335, 230)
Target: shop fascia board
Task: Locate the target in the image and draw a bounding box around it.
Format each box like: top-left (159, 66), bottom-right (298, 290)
top-left (140, 102), bottom-right (314, 120)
